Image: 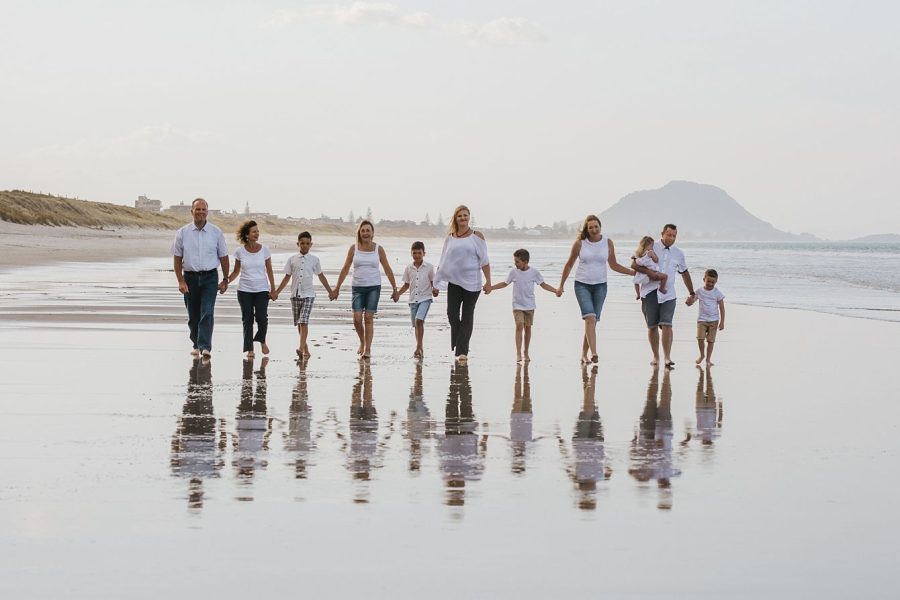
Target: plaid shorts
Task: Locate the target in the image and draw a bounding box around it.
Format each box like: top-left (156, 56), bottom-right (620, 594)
top-left (291, 296), bottom-right (315, 325)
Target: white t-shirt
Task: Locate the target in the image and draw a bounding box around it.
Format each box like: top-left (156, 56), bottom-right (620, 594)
top-left (643, 241), bottom-right (688, 302)
top-left (434, 234), bottom-right (490, 293)
top-left (233, 245), bottom-right (272, 292)
top-left (402, 261), bottom-right (435, 304)
top-left (283, 252), bottom-right (322, 299)
top-left (696, 286), bottom-right (725, 322)
top-left (505, 267), bottom-right (545, 310)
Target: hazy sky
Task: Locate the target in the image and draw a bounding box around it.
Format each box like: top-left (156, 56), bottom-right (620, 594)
top-left (2, 0), bottom-right (898, 238)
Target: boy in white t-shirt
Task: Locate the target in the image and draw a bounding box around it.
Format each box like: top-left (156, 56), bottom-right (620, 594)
top-left (272, 232), bottom-right (334, 360)
top-left (491, 249), bottom-right (559, 362)
top-left (393, 241), bottom-right (439, 359)
top-left (692, 268), bottom-right (726, 366)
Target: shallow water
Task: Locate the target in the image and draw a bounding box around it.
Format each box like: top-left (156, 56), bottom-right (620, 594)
top-left (2, 247), bottom-right (899, 597)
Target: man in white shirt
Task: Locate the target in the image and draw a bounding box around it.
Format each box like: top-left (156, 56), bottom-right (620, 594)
top-left (632, 224), bottom-right (696, 368)
top-left (171, 198), bottom-right (230, 357)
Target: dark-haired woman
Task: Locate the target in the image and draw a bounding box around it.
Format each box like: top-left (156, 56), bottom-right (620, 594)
top-left (227, 220), bottom-right (275, 359)
top-left (557, 215), bottom-right (634, 364)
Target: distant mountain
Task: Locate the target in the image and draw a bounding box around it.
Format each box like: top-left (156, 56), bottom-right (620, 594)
top-left (848, 233), bottom-right (900, 243)
top-left (599, 181), bottom-right (816, 241)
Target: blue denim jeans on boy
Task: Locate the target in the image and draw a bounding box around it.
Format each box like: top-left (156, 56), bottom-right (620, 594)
top-left (409, 299), bottom-right (433, 326)
top-left (183, 269), bottom-right (219, 352)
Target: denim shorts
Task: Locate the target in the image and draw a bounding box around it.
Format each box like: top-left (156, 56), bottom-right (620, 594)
top-left (409, 299), bottom-right (432, 324)
top-left (351, 285), bottom-right (381, 313)
top-left (641, 290), bottom-right (676, 328)
top-left (574, 281), bottom-right (608, 320)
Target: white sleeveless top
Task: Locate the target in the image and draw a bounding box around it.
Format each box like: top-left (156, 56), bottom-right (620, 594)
top-left (574, 237), bottom-right (609, 285)
top-left (352, 244), bottom-right (382, 287)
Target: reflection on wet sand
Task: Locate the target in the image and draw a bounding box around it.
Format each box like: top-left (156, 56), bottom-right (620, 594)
top-left (439, 364), bottom-right (485, 507)
top-left (284, 359), bottom-right (318, 480)
top-left (404, 361), bottom-right (433, 474)
top-left (629, 368), bottom-right (681, 510)
top-left (345, 361), bottom-right (381, 503)
top-left (690, 367), bottom-right (722, 449)
top-left (560, 365), bottom-right (609, 510)
top-left (233, 357), bottom-right (272, 500)
top-left (510, 363), bottom-right (534, 475)
top-left (170, 358), bottom-right (225, 512)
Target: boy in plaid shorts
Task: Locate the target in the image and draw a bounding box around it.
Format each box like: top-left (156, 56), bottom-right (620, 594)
top-left (273, 232), bottom-right (334, 359)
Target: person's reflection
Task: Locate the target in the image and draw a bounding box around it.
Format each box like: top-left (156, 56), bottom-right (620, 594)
top-left (232, 357), bottom-right (272, 499)
top-left (439, 364), bottom-right (485, 508)
top-left (404, 361), bottom-right (432, 474)
top-left (696, 367), bottom-right (722, 447)
top-left (629, 367), bottom-right (680, 510)
top-left (510, 363), bottom-right (533, 475)
top-left (171, 358), bottom-right (224, 512)
top-left (284, 358), bottom-right (317, 479)
top-left (346, 361), bottom-right (380, 503)
top-left (567, 365), bottom-right (610, 510)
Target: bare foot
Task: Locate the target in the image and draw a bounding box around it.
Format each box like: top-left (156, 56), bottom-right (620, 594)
top-left (591, 355), bottom-right (599, 364)
top-left (516, 354), bottom-right (522, 363)
top-left (696, 355), bottom-right (705, 365)
top-left (456, 354), bottom-right (468, 364)
top-left (580, 355), bottom-right (590, 364)
top-left (246, 351), bottom-right (255, 359)
top-left (665, 359), bottom-right (675, 369)
top-left (524, 355), bottom-right (530, 362)
top-left (357, 344), bottom-right (364, 355)
top-left (201, 349), bottom-right (211, 359)
top-left (706, 360), bottom-right (714, 367)
top-left (261, 343), bottom-right (270, 355)
top-left (190, 348), bottom-right (200, 356)
top-left (650, 357), bottom-right (659, 366)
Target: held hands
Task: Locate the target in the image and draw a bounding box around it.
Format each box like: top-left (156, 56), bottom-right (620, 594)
top-left (391, 290), bottom-right (400, 303)
top-left (483, 283), bottom-right (492, 295)
top-left (218, 280), bottom-right (228, 294)
top-left (329, 289), bottom-right (339, 301)
top-left (269, 291), bottom-right (278, 301)
top-left (432, 288), bottom-right (439, 297)
top-left (684, 294), bottom-right (696, 306)
top-left (556, 285), bottom-right (563, 298)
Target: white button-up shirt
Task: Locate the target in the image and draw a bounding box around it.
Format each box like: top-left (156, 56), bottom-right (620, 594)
top-left (171, 221), bottom-right (228, 272)
top-left (652, 240), bottom-right (688, 303)
top-left (283, 252), bottom-right (323, 299)
top-left (403, 261), bottom-right (436, 304)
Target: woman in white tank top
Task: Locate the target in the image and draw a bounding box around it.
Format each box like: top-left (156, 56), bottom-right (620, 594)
top-left (333, 220), bottom-right (399, 358)
top-left (557, 215), bottom-right (634, 363)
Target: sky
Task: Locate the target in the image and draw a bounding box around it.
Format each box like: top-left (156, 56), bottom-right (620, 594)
top-left (1, 0), bottom-right (898, 239)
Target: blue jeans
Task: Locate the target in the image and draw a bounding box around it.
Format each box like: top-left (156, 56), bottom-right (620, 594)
top-left (409, 299), bottom-right (433, 325)
top-left (574, 281), bottom-right (607, 320)
top-left (351, 285), bottom-right (381, 313)
top-left (183, 270), bottom-right (219, 351)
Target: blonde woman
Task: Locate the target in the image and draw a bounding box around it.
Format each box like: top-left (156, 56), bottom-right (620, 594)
top-left (557, 215), bottom-right (634, 364)
top-left (434, 206), bottom-right (491, 362)
top-left (332, 220), bottom-right (399, 359)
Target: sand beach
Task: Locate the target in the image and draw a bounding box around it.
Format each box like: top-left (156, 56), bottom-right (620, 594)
top-left (1, 232), bottom-right (898, 598)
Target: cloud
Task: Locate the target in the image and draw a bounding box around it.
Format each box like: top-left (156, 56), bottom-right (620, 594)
top-left (456, 16), bottom-right (548, 47)
top-left (28, 125), bottom-right (215, 159)
top-left (261, 3), bottom-right (547, 45)
top-left (262, 2), bottom-right (433, 30)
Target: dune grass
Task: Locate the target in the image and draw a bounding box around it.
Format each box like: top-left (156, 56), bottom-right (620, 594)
top-left (0, 190), bottom-right (185, 228)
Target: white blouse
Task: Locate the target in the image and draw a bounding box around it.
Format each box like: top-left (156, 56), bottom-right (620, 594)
top-left (434, 234), bottom-right (490, 293)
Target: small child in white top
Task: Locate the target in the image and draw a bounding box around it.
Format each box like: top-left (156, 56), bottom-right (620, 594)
top-left (490, 249), bottom-right (559, 362)
top-left (393, 241), bottom-right (439, 359)
top-left (692, 268), bottom-right (726, 366)
top-left (272, 231), bottom-right (334, 360)
top-left (632, 236), bottom-right (669, 299)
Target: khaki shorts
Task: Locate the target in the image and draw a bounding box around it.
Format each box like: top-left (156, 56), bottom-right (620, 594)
top-left (697, 320), bottom-right (719, 343)
top-left (513, 309), bottom-right (535, 326)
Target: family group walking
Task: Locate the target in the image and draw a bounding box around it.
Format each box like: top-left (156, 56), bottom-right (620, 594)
top-left (172, 199), bottom-right (726, 367)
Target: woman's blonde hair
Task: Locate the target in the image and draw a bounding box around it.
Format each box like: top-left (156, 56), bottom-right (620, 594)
top-left (356, 219), bottom-right (375, 243)
top-left (634, 235), bottom-right (654, 258)
top-left (448, 205), bottom-right (471, 236)
top-left (578, 215), bottom-right (602, 240)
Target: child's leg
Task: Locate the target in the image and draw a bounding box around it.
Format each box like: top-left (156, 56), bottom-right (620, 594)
top-left (415, 319), bottom-right (425, 354)
top-left (659, 273), bottom-right (668, 294)
top-left (634, 283), bottom-right (640, 300)
top-left (696, 322), bottom-right (706, 364)
top-left (523, 325), bottom-right (532, 360)
top-left (300, 324), bottom-right (310, 357)
top-left (296, 324), bottom-right (303, 353)
top-left (706, 341), bottom-right (715, 365)
top-left (696, 338), bottom-right (705, 365)
top-left (515, 322), bottom-right (524, 360)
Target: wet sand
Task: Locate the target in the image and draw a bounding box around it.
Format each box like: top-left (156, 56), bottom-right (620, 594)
top-left (1, 248), bottom-right (898, 598)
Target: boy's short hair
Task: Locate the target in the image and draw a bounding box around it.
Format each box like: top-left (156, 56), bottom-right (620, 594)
top-left (513, 248), bottom-right (530, 262)
top-left (411, 241), bottom-right (425, 251)
top-left (704, 268), bottom-right (719, 279)
top-left (297, 231), bottom-right (312, 241)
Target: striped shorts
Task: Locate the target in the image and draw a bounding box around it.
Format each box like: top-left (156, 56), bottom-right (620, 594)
top-left (291, 296), bottom-right (315, 325)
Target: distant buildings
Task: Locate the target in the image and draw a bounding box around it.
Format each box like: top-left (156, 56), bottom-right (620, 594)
top-left (135, 195), bottom-right (162, 212)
